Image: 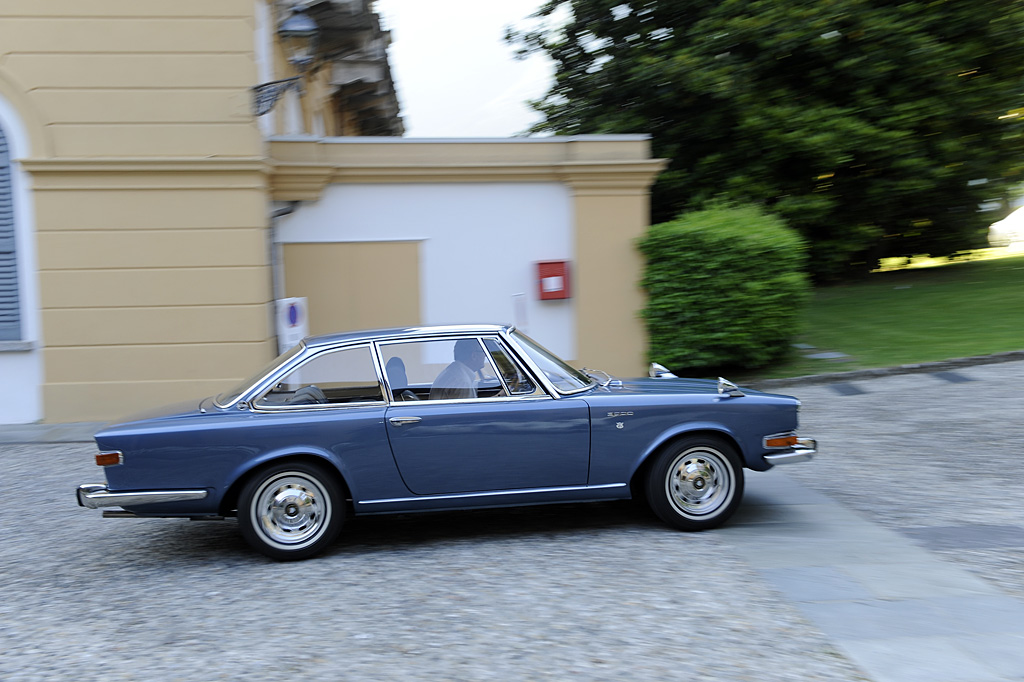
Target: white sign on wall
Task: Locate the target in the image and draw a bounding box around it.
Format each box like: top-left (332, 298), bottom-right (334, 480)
top-left (276, 297), bottom-right (309, 354)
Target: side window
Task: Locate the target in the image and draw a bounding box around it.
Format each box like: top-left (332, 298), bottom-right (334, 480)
top-left (380, 337), bottom-right (509, 402)
top-left (483, 338), bottom-right (540, 396)
top-left (256, 345), bottom-right (383, 407)
top-left (0, 125), bottom-right (20, 341)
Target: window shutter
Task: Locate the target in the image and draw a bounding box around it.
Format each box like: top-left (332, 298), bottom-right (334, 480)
top-left (0, 127), bottom-right (21, 341)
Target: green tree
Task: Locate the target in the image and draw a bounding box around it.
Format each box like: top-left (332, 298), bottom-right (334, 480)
top-left (510, 0), bottom-right (1024, 279)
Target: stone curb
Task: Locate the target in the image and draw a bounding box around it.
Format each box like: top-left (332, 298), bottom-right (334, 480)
top-left (0, 421), bottom-right (105, 445)
top-left (748, 349), bottom-right (1024, 390)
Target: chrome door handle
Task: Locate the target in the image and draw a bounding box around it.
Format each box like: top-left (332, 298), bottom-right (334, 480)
top-left (389, 416), bottom-right (422, 427)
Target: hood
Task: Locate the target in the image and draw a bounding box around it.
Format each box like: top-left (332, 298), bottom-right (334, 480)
top-left (602, 377), bottom-right (781, 398)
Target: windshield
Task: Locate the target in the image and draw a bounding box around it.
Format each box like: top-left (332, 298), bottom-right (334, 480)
top-left (215, 343), bottom-right (305, 406)
top-left (511, 331), bottom-right (595, 394)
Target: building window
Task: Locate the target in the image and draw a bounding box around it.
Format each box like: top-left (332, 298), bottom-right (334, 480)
top-left (0, 125), bottom-right (19, 341)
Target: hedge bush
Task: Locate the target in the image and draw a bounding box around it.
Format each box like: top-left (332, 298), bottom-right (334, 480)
top-left (638, 203), bottom-right (810, 372)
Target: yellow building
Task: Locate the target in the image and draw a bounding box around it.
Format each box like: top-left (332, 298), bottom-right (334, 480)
top-left (0, 1), bottom-right (664, 424)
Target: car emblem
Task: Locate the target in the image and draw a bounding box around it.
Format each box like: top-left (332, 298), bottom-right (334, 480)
top-left (616, 422), bottom-right (624, 429)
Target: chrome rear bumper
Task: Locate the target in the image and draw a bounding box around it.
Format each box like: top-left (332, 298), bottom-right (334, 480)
top-left (763, 438), bottom-right (817, 465)
top-left (76, 483), bottom-right (208, 509)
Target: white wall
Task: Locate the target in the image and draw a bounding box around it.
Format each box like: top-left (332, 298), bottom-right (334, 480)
top-left (0, 94), bottom-right (42, 424)
top-left (276, 182), bottom-right (578, 359)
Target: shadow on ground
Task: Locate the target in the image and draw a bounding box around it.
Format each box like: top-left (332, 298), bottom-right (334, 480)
top-left (128, 499), bottom-right (700, 562)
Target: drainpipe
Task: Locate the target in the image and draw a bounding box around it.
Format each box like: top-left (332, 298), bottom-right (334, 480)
top-left (269, 201), bottom-right (299, 352)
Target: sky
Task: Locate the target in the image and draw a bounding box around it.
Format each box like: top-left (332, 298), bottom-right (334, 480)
top-left (373, 0), bottom-right (558, 138)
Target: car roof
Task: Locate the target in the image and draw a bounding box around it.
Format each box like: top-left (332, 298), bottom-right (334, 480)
top-left (303, 324), bottom-right (512, 349)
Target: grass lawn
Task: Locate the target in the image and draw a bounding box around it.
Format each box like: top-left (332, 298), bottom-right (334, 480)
top-left (743, 249), bottom-right (1024, 380)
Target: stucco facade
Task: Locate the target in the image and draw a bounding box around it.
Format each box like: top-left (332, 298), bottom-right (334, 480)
top-left (0, 1), bottom-right (273, 422)
top-left (270, 136), bottom-right (663, 373)
top-left (0, 1), bottom-right (664, 424)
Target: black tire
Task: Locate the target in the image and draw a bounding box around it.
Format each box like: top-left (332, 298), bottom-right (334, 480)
top-left (645, 435), bottom-right (744, 531)
top-left (238, 461), bottom-right (345, 560)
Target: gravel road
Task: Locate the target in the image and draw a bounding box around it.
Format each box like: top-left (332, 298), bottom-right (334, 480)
top-left (2, 359), bottom-right (1022, 681)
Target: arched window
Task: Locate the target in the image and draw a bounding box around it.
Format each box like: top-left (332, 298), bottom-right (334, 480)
top-left (0, 125), bottom-right (19, 341)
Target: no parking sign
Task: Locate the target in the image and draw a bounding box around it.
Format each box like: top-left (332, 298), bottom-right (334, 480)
top-left (275, 297), bottom-right (309, 354)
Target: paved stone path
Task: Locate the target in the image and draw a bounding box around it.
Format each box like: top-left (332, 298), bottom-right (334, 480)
top-left (732, 472), bottom-right (1024, 682)
top-left (2, 359), bottom-right (1023, 680)
top-left (777, 360), bottom-right (1024, 681)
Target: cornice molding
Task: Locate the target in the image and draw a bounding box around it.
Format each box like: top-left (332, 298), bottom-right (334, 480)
top-left (268, 159), bottom-right (667, 201)
top-left (268, 163), bottom-right (335, 201)
top-left (556, 160), bottom-right (669, 195)
top-left (21, 157), bottom-right (267, 173)
top-left (17, 151), bottom-right (667, 198)
top-left (21, 157), bottom-right (269, 191)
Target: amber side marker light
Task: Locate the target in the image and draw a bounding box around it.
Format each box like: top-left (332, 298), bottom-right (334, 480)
top-left (764, 435), bottom-right (798, 448)
top-left (95, 451), bottom-right (123, 467)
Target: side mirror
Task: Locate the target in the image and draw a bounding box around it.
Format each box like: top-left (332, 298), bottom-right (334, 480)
top-left (649, 362), bottom-right (677, 379)
top-left (717, 377), bottom-right (745, 398)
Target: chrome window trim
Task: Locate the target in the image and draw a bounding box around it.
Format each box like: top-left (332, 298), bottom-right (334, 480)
top-left (375, 338), bottom-right (402, 402)
top-left (247, 342), bottom-right (387, 411)
top-left (251, 395), bottom-right (387, 411)
top-left (467, 336), bottom-right (509, 399)
top-left (502, 329), bottom-right (596, 397)
top-left (483, 336), bottom-right (546, 399)
top-left (214, 341), bottom-right (310, 409)
top-left (360, 483), bottom-right (628, 505)
top-left (219, 325), bottom-right (588, 410)
top-left (389, 394), bottom-right (555, 407)
top-left (375, 334), bottom-right (552, 405)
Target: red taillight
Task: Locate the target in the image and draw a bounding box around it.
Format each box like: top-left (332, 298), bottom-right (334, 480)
top-left (95, 451), bottom-right (122, 466)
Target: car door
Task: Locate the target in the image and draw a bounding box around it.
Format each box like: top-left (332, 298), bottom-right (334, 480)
top-left (242, 342), bottom-right (408, 496)
top-left (379, 336), bottom-right (591, 495)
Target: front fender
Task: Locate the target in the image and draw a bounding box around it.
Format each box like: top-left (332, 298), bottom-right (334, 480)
top-left (629, 421), bottom-right (743, 480)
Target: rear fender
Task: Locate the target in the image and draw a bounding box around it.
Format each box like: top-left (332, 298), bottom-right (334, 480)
top-left (219, 445), bottom-right (355, 514)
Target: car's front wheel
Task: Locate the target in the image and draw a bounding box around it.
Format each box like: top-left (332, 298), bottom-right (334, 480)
top-left (238, 461), bottom-right (344, 561)
top-left (645, 436), bottom-right (744, 531)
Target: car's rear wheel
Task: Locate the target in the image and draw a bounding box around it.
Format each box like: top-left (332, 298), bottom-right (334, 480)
top-left (645, 436), bottom-right (744, 531)
top-left (238, 461), bottom-right (344, 561)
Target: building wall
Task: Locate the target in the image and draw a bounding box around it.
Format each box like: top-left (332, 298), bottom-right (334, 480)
top-left (282, 241), bottom-right (422, 334)
top-left (572, 188), bottom-right (652, 376)
top-left (0, 4), bottom-right (663, 424)
top-left (0, 0), bottom-right (274, 422)
top-left (269, 137), bottom-right (665, 377)
top-left (277, 182), bottom-right (577, 360)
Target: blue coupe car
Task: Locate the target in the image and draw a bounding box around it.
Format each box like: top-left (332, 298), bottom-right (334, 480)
top-left (77, 324), bottom-right (816, 560)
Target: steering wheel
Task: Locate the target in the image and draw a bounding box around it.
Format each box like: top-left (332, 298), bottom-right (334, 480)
top-left (288, 384), bottom-right (328, 405)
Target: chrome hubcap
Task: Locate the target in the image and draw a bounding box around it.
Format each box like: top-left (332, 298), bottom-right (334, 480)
top-left (666, 448), bottom-right (732, 517)
top-left (253, 473), bottom-right (330, 547)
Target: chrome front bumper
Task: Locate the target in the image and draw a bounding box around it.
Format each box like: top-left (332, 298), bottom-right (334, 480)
top-left (76, 483), bottom-right (208, 509)
top-left (763, 438), bottom-right (817, 465)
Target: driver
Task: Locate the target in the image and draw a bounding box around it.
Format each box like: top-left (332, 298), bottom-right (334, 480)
top-left (429, 339), bottom-right (488, 400)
